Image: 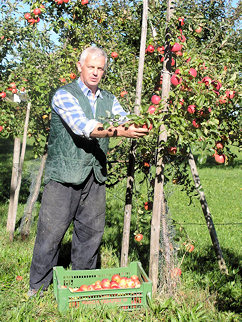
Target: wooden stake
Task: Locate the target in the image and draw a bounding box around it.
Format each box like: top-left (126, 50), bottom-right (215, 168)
top-left (188, 152), bottom-right (228, 274)
top-left (7, 102), bottom-right (31, 241)
top-left (7, 137), bottom-right (21, 232)
top-left (149, 0), bottom-right (174, 294)
top-left (120, 0), bottom-right (148, 267)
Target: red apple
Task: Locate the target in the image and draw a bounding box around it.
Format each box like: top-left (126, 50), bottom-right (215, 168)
top-left (63, 0), bottom-right (69, 3)
top-left (176, 50), bottom-right (183, 57)
top-left (33, 8), bottom-right (41, 15)
top-left (126, 278), bottom-right (135, 288)
top-left (175, 69), bottom-right (180, 74)
top-left (216, 142), bottom-right (223, 150)
top-left (81, 0), bottom-right (89, 4)
top-left (70, 72), bottom-right (76, 79)
top-left (111, 274), bottom-right (121, 283)
top-left (0, 126), bottom-right (3, 132)
top-left (87, 284), bottom-right (95, 291)
top-left (146, 44), bottom-right (155, 53)
top-left (77, 284), bottom-right (88, 291)
top-left (226, 90), bottom-right (235, 99)
top-left (60, 78), bottom-right (66, 83)
top-left (111, 51), bottom-right (118, 59)
top-left (214, 153), bottom-right (225, 164)
top-left (16, 275), bottom-right (23, 281)
top-left (178, 34), bottom-right (186, 42)
top-left (131, 275), bottom-right (139, 281)
top-left (94, 284), bottom-right (102, 290)
top-left (144, 201), bottom-right (152, 211)
top-left (168, 146), bottom-right (177, 155)
top-left (134, 280), bottom-right (141, 288)
top-left (171, 74), bottom-right (182, 86)
top-left (188, 244), bottom-right (195, 252)
top-left (101, 278), bottom-right (111, 289)
top-left (24, 13), bottom-right (31, 20)
top-left (192, 119), bottom-right (200, 128)
top-left (142, 123), bottom-right (153, 130)
top-left (0, 92), bottom-right (6, 98)
top-left (151, 95), bottom-right (161, 105)
top-left (110, 281), bottom-right (120, 289)
top-left (9, 82), bottom-right (16, 88)
top-left (178, 17), bottom-right (185, 26)
top-left (12, 88), bottom-right (17, 94)
top-left (157, 46), bottom-right (165, 54)
top-left (55, 0), bottom-right (63, 4)
top-left (195, 26), bottom-right (202, 33)
top-left (189, 68), bottom-right (197, 78)
top-left (171, 58), bottom-right (175, 66)
top-left (187, 105), bottom-right (196, 114)
top-left (119, 277), bottom-right (128, 288)
top-left (160, 56), bottom-right (164, 63)
top-left (120, 90), bottom-right (128, 97)
top-left (201, 76), bottom-right (212, 86)
top-left (148, 105), bottom-right (156, 114)
top-left (135, 233), bottom-right (143, 242)
top-left (171, 43), bottom-right (182, 52)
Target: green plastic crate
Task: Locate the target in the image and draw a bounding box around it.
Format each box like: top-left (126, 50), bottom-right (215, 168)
top-left (53, 261), bottom-right (152, 312)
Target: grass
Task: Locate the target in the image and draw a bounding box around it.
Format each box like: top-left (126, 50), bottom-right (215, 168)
top-left (0, 138), bottom-right (241, 321)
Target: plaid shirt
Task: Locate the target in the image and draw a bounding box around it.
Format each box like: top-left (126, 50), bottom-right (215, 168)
top-left (52, 78), bottom-right (128, 138)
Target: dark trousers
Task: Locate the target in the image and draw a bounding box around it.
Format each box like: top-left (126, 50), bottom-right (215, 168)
top-left (29, 173), bottom-right (106, 290)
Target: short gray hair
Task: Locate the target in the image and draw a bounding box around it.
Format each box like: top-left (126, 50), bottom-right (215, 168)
top-left (79, 46), bottom-right (108, 70)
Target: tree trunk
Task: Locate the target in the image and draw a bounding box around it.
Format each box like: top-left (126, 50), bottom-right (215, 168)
top-left (20, 152), bottom-right (47, 240)
top-left (149, 0), bottom-right (174, 294)
top-left (6, 137), bottom-right (21, 232)
top-left (188, 152), bottom-right (228, 274)
top-left (7, 102), bottom-right (31, 241)
top-left (120, 0), bottom-right (149, 267)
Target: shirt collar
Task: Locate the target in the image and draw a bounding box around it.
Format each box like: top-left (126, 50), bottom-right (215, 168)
top-left (77, 78), bottom-right (103, 99)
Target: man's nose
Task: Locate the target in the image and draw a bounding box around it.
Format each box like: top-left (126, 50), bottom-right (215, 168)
top-left (93, 68), bottom-right (98, 75)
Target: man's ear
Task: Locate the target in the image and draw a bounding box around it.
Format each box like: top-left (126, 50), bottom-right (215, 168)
top-left (76, 61), bottom-right (82, 73)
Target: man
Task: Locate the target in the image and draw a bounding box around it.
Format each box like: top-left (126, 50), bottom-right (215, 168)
top-left (28, 46), bottom-right (148, 296)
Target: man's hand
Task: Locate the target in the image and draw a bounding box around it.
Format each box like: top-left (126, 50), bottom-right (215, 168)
top-left (90, 122), bottom-right (149, 138)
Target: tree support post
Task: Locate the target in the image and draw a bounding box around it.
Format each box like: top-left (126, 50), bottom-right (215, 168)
top-left (188, 152), bottom-right (228, 274)
top-left (149, 0), bottom-right (175, 295)
top-left (6, 102), bottom-right (31, 241)
top-left (120, 0), bottom-right (148, 267)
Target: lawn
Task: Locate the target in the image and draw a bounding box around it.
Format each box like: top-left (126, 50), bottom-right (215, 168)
top-left (0, 138), bottom-right (241, 321)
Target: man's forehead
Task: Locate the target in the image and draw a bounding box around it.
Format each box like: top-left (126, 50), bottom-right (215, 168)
top-left (85, 54), bottom-right (105, 64)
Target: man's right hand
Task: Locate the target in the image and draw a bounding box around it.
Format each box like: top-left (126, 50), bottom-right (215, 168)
top-left (90, 122), bottom-right (149, 138)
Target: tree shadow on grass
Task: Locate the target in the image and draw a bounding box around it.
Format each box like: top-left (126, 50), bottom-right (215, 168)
top-left (182, 246), bottom-right (241, 313)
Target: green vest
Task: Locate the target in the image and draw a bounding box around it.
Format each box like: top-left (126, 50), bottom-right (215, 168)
top-left (44, 80), bottom-right (114, 185)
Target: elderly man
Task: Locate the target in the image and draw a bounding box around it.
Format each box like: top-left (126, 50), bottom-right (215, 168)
top-left (28, 46), bottom-right (148, 296)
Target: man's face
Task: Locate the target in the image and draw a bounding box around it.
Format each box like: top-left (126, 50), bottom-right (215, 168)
top-left (77, 54), bottom-right (105, 92)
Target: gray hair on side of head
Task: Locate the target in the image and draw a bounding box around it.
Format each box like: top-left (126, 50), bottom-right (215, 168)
top-left (79, 46), bottom-right (108, 70)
